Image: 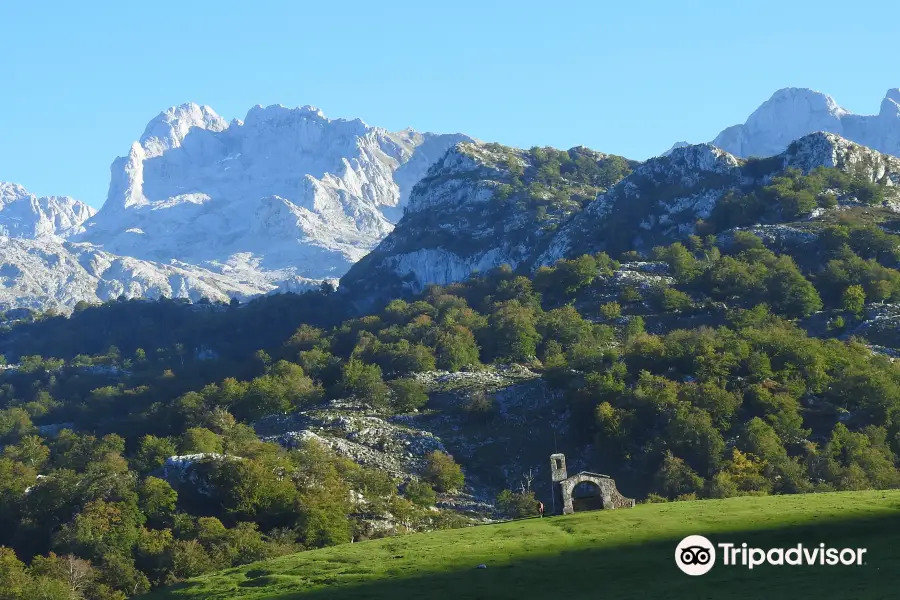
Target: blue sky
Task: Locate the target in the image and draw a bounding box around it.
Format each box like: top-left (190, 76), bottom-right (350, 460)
top-left (1, 0), bottom-right (897, 207)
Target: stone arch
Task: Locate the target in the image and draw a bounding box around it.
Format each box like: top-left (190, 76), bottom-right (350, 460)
top-left (560, 472), bottom-right (635, 514)
top-left (571, 480), bottom-right (604, 512)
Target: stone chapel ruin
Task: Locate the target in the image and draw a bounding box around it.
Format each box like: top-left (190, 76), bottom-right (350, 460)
top-left (550, 453), bottom-right (634, 514)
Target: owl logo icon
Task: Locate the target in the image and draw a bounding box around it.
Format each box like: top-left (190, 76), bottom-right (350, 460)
top-left (675, 535), bottom-right (716, 575)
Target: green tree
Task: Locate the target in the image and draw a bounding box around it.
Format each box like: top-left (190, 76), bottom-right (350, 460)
top-left (338, 359), bottom-right (389, 407)
top-left (739, 418), bottom-right (788, 466)
top-left (0, 547), bottom-right (29, 598)
top-left (29, 553), bottom-right (98, 598)
top-left (179, 428), bottom-right (224, 455)
top-left (0, 408), bottom-right (34, 444)
top-left (166, 539), bottom-right (214, 581)
top-left (654, 452), bottom-right (704, 499)
top-left (100, 553), bottom-right (150, 596)
top-left (424, 451), bottom-right (465, 492)
top-left (55, 499), bottom-right (145, 561)
top-left (139, 477), bottom-right (178, 526)
top-left (655, 287), bottom-right (693, 312)
top-left (210, 459), bottom-right (296, 523)
top-left (654, 243), bottom-right (701, 282)
top-left (404, 480), bottom-right (437, 507)
top-left (486, 301), bottom-right (541, 362)
top-left (624, 316), bottom-right (645, 341)
top-left (496, 489), bottom-right (539, 518)
top-left (618, 286), bottom-right (642, 304)
top-left (598, 301), bottom-right (622, 320)
top-left (133, 435), bottom-right (177, 474)
top-left (2, 435), bottom-right (50, 469)
top-left (666, 406), bottom-right (725, 476)
top-left (433, 325), bottom-right (481, 371)
top-left (388, 379), bottom-right (429, 413)
top-left (842, 284), bottom-right (866, 315)
top-left (294, 468), bottom-right (352, 548)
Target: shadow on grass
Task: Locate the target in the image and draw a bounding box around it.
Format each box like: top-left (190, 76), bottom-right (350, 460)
top-left (162, 510), bottom-right (900, 600)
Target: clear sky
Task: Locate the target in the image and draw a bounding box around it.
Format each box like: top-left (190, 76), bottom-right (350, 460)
top-left (1, 0), bottom-right (898, 207)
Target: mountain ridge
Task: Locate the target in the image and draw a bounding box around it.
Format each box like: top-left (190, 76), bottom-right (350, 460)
top-left (342, 132), bottom-right (900, 302)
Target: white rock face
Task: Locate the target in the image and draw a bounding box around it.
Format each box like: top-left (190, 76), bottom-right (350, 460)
top-left (0, 182), bottom-right (95, 238)
top-left (76, 103), bottom-right (471, 281)
top-left (674, 87), bottom-right (900, 159)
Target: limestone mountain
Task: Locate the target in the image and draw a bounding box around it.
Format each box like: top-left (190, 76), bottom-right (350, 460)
top-left (0, 104), bottom-right (471, 312)
top-left (75, 103), bottom-right (472, 282)
top-left (342, 132), bottom-right (900, 301)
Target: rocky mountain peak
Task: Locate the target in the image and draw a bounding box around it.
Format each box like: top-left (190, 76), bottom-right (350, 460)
top-left (0, 102), bottom-right (473, 312)
top-left (343, 130), bottom-right (900, 305)
top-left (139, 102), bottom-right (228, 157)
top-left (656, 142), bottom-right (741, 175)
top-left (67, 103), bottom-right (473, 297)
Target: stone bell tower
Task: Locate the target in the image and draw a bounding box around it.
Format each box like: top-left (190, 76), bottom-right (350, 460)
top-left (550, 453), bottom-right (567, 514)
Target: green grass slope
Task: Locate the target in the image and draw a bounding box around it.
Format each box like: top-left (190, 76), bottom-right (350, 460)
top-left (146, 491), bottom-right (900, 600)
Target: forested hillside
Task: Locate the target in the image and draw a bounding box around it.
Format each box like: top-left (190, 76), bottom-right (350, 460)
top-left (1, 145), bottom-right (900, 597)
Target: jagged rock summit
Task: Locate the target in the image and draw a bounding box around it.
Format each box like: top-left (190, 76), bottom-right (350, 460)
top-left (672, 87), bottom-right (900, 159)
top-left (75, 102), bottom-right (472, 282)
top-left (0, 182), bottom-right (95, 239)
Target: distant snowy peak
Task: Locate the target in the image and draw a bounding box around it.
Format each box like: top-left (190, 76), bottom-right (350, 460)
top-left (690, 87), bottom-right (900, 159)
top-left (81, 102), bottom-right (472, 283)
top-left (0, 182), bottom-right (95, 239)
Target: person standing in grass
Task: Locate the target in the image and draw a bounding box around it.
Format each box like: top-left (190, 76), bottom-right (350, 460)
top-left (537, 501), bottom-right (544, 518)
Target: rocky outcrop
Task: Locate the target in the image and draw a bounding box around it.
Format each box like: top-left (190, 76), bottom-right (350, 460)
top-left (255, 404), bottom-right (447, 479)
top-left (155, 453), bottom-right (242, 496)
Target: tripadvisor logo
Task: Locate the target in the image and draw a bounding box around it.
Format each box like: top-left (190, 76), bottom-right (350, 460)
top-left (675, 535), bottom-right (716, 576)
top-left (675, 535), bottom-right (868, 576)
